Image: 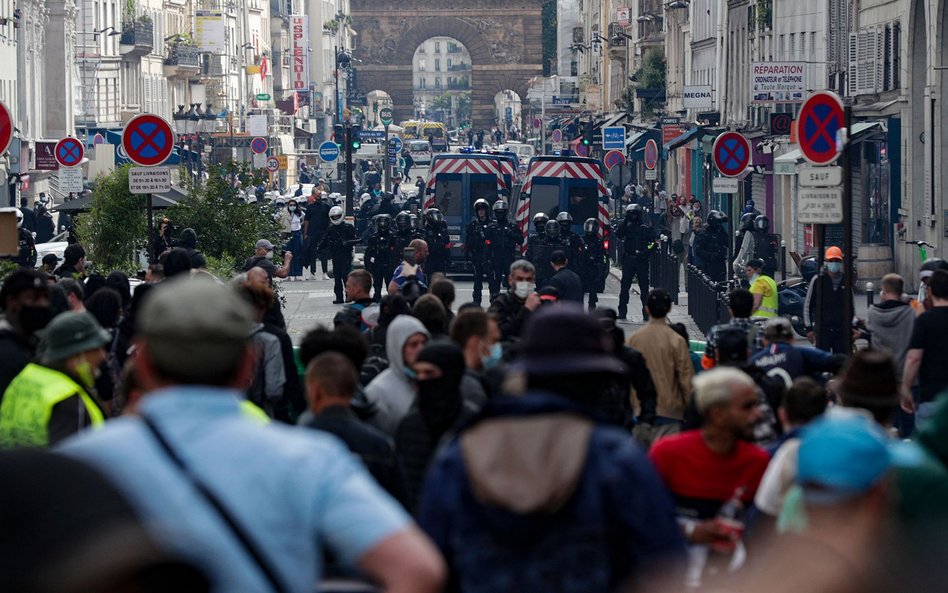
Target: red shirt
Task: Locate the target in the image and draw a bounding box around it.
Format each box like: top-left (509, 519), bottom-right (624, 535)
top-left (649, 430), bottom-right (770, 519)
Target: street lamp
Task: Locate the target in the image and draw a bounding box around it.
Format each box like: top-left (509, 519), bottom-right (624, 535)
top-left (186, 103), bottom-right (200, 135)
top-left (202, 103), bottom-right (217, 134)
top-left (637, 13), bottom-right (662, 22)
top-left (172, 105), bottom-right (188, 135)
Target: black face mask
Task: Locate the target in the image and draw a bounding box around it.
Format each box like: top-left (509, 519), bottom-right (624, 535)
top-left (17, 305), bottom-right (52, 336)
top-left (417, 376), bottom-right (463, 435)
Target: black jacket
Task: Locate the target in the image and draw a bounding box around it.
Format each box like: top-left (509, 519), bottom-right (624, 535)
top-left (615, 219), bottom-right (655, 259)
top-left (262, 324), bottom-right (305, 422)
top-left (0, 328), bottom-right (33, 400)
top-left (316, 222), bottom-right (358, 258)
top-left (488, 291), bottom-right (532, 341)
top-left (547, 267), bottom-right (584, 303)
top-left (305, 406), bottom-right (408, 506)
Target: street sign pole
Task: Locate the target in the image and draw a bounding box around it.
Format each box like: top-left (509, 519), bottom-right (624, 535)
top-left (842, 103), bottom-right (854, 354)
top-left (384, 124), bottom-right (391, 192)
top-left (345, 125), bottom-right (354, 216)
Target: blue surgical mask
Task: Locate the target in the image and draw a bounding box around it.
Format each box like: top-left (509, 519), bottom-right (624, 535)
top-left (827, 261), bottom-right (842, 273)
top-left (403, 366), bottom-right (417, 380)
top-left (482, 342), bottom-right (503, 370)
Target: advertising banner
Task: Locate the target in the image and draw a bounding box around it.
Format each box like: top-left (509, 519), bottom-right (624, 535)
top-left (290, 15), bottom-right (310, 92)
top-left (195, 10), bottom-right (227, 54)
top-left (751, 62), bottom-right (806, 103)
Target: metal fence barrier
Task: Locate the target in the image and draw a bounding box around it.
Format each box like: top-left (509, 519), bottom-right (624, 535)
top-left (686, 264), bottom-right (731, 335)
top-left (649, 239), bottom-right (680, 304)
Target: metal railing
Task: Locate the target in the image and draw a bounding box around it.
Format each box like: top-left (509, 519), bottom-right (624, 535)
top-left (686, 263), bottom-right (731, 335)
top-left (649, 239), bottom-right (680, 304)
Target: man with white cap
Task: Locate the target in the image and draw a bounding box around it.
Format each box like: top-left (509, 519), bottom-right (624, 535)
top-left (241, 239), bottom-right (292, 282)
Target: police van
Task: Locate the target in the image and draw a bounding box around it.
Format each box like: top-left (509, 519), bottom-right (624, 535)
top-left (512, 155), bottom-right (611, 248)
top-left (424, 153), bottom-right (521, 272)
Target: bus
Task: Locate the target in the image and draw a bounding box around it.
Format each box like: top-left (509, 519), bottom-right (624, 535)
top-left (513, 155), bottom-right (611, 247)
top-left (423, 153), bottom-right (520, 272)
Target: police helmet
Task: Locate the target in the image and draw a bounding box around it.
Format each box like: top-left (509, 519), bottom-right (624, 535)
top-left (533, 212), bottom-right (549, 232)
top-left (473, 198), bottom-right (490, 214)
top-left (14, 208), bottom-right (23, 228)
top-left (395, 211), bottom-right (411, 231)
top-left (625, 203), bottom-right (643, 221)
top-left (492, 200), bottom-right (509, 221)
top-left (556, 211), bottom-right (573, 230)
top-left (920, 257), bottom-right (948, 281)
top-left (329, 206), bottom-right (345, 225)
top-left (425, 208), bottom-right (443, 225)
top-left (753, 214), bottom-right (770, 233)
top-left (707, 210), bottom-right (728, 224)
top-left (583, 218), bottom-right (599, 235)
top-left (376, 213), bottom-right (392, 232)
top-left (409, 213), bottom-right (421, 230)
top-left (544, 219), bottom-right (561, 238)
top-left (739, 212), bottom-right (756, 231)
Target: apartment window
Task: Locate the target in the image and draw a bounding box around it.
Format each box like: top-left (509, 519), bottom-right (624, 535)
top-left (800, 32), bottom-right (806, 59)
top-left (779, 34), bottom-right (785, 57)
top-left (435, 77), bottom-right (441, 89)
top-left (447, 58), bottom-right (452, 69)
top-left (420, 78), bottom-right (426, 89)
top-left (435, 58), bottom-right (440, 71)
top-left (434, 41), bottom-right (440, 53)
top-left (789, 33), bottom-right (796, 58)
top-left (419, 59), bottom-right (425, 71)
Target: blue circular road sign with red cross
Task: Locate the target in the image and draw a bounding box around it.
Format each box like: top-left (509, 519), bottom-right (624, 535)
top-left (251, 137), bottom-right (269, 155)
top-left (798, 91), bottom-right (845, 165)
top-left (55, 137), bottom-right (85, 168)
top-left (603, 149), bottom-right (626, 171)
top-left (712, 131), bottom-right (752, 177)
top-left (122, 113), bottom-right (176, 167)
top-left (644, 139), bottom-right (659, 170)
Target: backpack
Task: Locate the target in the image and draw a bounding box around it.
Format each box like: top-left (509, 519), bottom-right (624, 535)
top-left (360, 343), bottom-right (389, 387)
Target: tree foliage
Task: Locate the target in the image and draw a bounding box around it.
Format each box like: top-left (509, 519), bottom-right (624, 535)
top-left (166, 161), bottom-right (281, 276)
top-left (639, 48), bottom-right (667, 89)
top-left (75, 165), bottom-right (148, 274)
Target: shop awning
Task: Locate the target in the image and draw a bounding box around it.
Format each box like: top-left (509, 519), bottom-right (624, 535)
top-left (663, 127), bottom-right (699, 151)
top-left (850, 121), bottom-right (885, 142)
top-left (596, 112), bottom-right (629, 129)
top-left (773, 148), bottom-right (803, 175)
top-left (626, 130), bottom-right (647, 150)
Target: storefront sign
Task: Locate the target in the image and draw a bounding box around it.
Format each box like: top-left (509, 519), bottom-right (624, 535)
top-left (751, 62), bottom-right (806, 103)
top-left (683, 86), bottom-right (713, 109)
top-left (290, 15), bottom-right (310, 92)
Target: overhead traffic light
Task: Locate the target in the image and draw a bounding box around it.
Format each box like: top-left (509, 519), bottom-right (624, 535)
top-left (333, 124), bottom-right (345, 148)
top-left (581, 119), bottom-right (593, 146)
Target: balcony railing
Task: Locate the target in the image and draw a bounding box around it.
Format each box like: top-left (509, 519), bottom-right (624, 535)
top-left (119, 21), bottom-right (154, 57)
top-left (447, 63), bottom-right (470, 71)
top-left (164, 45), bottom-right (201, 78)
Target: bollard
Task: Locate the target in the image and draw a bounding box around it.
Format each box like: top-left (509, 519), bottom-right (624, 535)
top-left (780, 240), bottom-right (787, 281)
top-left (866, 282), bottom-right (874, 309)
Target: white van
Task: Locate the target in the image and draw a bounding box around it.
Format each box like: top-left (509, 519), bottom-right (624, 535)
top-left (502, 142), bottom-right (536, 161)
top-left (408, 140), bottom-right (433, 164)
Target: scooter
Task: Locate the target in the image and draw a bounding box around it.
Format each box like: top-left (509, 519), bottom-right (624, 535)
top-left (776, 255), bottom-right (817, 337)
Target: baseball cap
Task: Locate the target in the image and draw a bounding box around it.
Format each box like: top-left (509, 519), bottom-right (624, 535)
top-left (514, 305), bottom-right (626, 376)
top-left (42, 253), bottom-right (61, 267)
top-left (747, 258), bottom-right (765, 270)
top-left (0, 268), bottom-right (49, 308)
top-left (537, 286), bottom-right (560, 302)
top-left (255, 239), bottom-right (274, 251)
top-left (763, 317), bottom-right (794, 341)
top-left (39, 311), bottom-right (111, 363)
top-left (797, 409), bottom-right (922, 504)
top-left (138, 277), bottom-right (255, 382)
top-left (825, 246), bottom-right (843, 261)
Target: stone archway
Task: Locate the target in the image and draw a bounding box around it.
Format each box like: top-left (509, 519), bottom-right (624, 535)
top-left (350, 0), bottom-right (542, 131)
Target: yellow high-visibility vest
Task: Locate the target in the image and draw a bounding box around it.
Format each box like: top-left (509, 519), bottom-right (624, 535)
top-left (751, 274), bottom-right (779, 318)
top-left (0, 363), bottom-right (104, 448)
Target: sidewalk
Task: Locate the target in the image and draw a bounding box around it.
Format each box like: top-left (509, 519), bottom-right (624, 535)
top-left (608, 265), bottom-right (705, 341)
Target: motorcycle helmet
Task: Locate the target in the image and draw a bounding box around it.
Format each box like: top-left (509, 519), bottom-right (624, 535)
top-left (799, 255), bottom-right (819, 283)
top-left (625, 203), bottom-right (643, 223)
top-left (329, 206), bottom-right (344, 225)
top-left (556, 211), bottom-right (573, 231)
top-left (533, 212), bottom-right (549, 233)
top-left (544, 218), bottom-right (561, 239)
top-left (376, 213), bottom-right (392, 232)
top-left (583, 218), bottom-right (598, 235)
top-left (409, 213), bottom-right (421, 231)
top-left (424, 208), bottom-right (443, 225)
top-left (473, 198), bottom-right (490, 218)
top-left (920, 257), bottom-right (948, 281)
top-left (15, 208), bottom-right (24, 228)
top-left (753, 214), bottom-right (770, 233)
top-left (395, 211), bottom-right (412, 231)
top-left (739, 212), bottom-right (756, 232)
top-left (707, 210), bottom-right (728, 225)
top-left (493, 200), bottom-right (509, 221)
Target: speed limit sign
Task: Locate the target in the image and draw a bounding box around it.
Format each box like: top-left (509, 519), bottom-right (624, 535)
top-left (266, 156), bottom-right (279, 173)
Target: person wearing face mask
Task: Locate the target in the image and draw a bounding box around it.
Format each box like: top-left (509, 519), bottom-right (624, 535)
top-left (0, 311), bottom-right (110, 447)
top-left (242, 239), bottom-right (292, 282)
top-left (488, 260), bottom-right (542, 341)
top-left (282, 200), bottom-right (306, 281)
top-left (803, 246), bottom-right (854, 353)
top-left (0, 269), bottom-right (52, 397)
top-left (396, 340), bottom-right (477, 511)
top-left (364, 315), bottom-right (431, 436)
top-left (746, 258), bottom-right (778, 318)
top-left (450, 309), bottom-right (502, 409)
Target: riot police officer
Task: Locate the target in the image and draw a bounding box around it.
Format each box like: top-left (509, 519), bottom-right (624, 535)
top-left (525, 213), bottom-right (549, 264)
top-left (365, 214), bottom-right (398, 301)
top-left (393, 210), bottom-right (423, 256)
top-left (580, 218), bottom-right (608, 311)
top-left (694, 209), bottom-right (730, 282)
top-left (531, 216), bottom-right (569, 287)
top-left (556, 211), bottom-right (585, 272)
top-left (316, 206), bottom-right (359, 304)
top-left (464, 198), bottom-right (492, 305)
top-left (733, 214), bottom-right (779, 278)
top-left (486, 200), bottom-right (523, 301)
top-left (615, 204), bottom-right (656, 321)
top-left (423, 208), bottom-right (450, 277)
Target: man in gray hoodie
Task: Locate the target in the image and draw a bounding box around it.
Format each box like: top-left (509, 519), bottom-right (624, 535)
top-left (867, 274), bottom-right (915, 381)
top-left (365, 315), bottom-right (430, 436)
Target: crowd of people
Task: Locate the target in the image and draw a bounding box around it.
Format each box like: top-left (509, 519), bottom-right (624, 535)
top-left (3, 183), bottom-right (948, 592)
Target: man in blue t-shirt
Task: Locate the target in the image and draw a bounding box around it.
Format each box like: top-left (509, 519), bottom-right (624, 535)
top-left (388, 238), bottom-right (429, 300)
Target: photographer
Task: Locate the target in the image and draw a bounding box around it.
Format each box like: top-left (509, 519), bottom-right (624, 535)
top-left (242, 239), bottom-right (292, 282)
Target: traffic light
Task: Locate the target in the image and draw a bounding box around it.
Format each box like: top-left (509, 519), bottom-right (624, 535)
top-left (332, 124), bottom-right (345, 147)
top-left (350, 124), bottom-right (362, 150)
top-left (582, 120), bottom-right (593, 146)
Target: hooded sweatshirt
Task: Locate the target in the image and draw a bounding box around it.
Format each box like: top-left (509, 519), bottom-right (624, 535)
top-left (867, 299), bottom-right (915, 379)
top-left (365, 315), bottom-right (430, 436)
